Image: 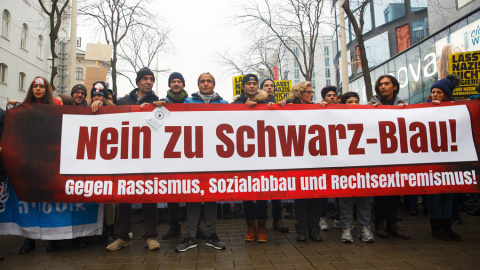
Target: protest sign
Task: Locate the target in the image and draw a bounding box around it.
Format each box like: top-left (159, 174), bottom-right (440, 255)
top-left (449, 50), bottom-right (480, 99)
top-left (232, 75), bottom-right (244, 97)
top-left (1, 102), bottom-right (479, 203)
top-left (274, 80), bottom-right (291, 102)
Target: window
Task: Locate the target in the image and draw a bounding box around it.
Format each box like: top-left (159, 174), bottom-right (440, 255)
top-left (294, 47), bottom-right (299, 56)
top-left (411, 0), bottom-right (427, 11)
top-left (2, 10), bottom-right (10, 39)
top-left (325, 68), bottom-right (331, 78)
top-left (312, 80), bottom-right (316, 89)
top-left (294, 69), bottom-right (299, 79)
top-left (0, 63), bottom-right (7, 84)
top-left (21, 24), bottom-right (28, 50)
top-left (37, 35), bottom-right (43, 58)
top-left (294, 59), bottom-right (299, 67)
top-left (76, 67), bottom-right (83, 80)
top-left (19, 72), bottom-right (26, 91)
top-left (295, 80), bottom-right (300, 84)
top-left (324, 46), bottom-right (329, 56)
top-left (373, 0), bottom-right (405, 27)
top-left (325, 57), bottom-right (330, 67)
top-left (326, 79), bottom-right (331, 86)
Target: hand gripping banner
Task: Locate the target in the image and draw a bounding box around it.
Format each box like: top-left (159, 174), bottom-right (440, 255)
top-left (1, 101), bottom-right (479, 203)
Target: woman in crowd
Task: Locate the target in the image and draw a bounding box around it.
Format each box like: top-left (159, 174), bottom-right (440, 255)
top-left (7, 77), bottom-right (61, 253)
top-left (426, 74), bottom-right (462, 241)
top-left (338, 92), bottom-right (374, 243)
top-left (56, 93), bottom-right (75, 106)
top-left (288, 81), bottom-right (323, 242)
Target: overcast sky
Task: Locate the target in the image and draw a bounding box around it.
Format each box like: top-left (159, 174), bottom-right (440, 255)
top-left (78, 0), bottom-right (248, 101)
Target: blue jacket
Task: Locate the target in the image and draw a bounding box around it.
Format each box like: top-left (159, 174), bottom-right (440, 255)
top-left (184, 92), bottom-right (228, 104)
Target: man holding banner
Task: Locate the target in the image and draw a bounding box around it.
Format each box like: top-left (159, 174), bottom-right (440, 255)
top-left (175, 72), bottom-right (228, 252)
top-left (106, 68), bottom-right (161, 251)
top-left (370, 75), bottom-right (409, 239)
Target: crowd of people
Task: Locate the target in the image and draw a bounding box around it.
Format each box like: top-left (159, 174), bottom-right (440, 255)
top-left (0, 67), bottom-right (479, 260)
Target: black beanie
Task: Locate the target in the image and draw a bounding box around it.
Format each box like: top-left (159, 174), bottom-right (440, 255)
top-left (168, 72), bottom-right (185, 87)
top-left (430, 74), bottom-right (461, 101)
top-left (91, 81), bottom-right (109, 99)
top-left (71, 84), bottom-right (87, 97)
top-left (242, 74), bottom-right (258, 86)
top-left (136, 67), bottom-right (155, 84)
top-left (260, 78), bottom-right (275, 91)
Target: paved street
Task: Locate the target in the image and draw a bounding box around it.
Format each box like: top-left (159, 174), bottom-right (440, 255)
top-left (0, 205), bottom-right (479, 269)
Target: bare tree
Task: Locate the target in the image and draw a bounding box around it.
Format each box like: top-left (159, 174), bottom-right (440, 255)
top-left (38, 0), bottom-right (70, 88)
top-left (79, 0), bottom-right (156, 95)
top-left (215, 33), bottom-right (289, 81)
top-left (116, 24), bottom-right (170, 88)
top-left (237, 0), bottom-right (327, 81)
top-left (341, 0), bottom-right (373, 100)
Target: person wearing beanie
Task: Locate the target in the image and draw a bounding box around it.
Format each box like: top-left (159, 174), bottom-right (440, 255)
top-left (117, 67), bottom-right (159, 105)
top-left (427, 74), bottom-right (460, 104)
top-left (90, 81), bottom-right (110, 112)
top-left (70, 84), bottom-right (88, 106)
top-left (156, 72), bottom-right (189, 241)
top-left (426, 73), bottom-right (462, 242)
top-left (159, 72), bottom-right (189, 104)
top-left (107, 67), bottom-right (160, 252)
top-left (232, 74), bottom-right (271, 243)
top-left (232, 74), bottom-right (268, 105)
top-left (260, 78), bottom-right (276, 103)
top-left (107, 89), bottom-right (117, 105)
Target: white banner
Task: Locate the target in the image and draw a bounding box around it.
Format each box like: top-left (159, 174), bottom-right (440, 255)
top-left (60, 105), bottom-right (478, 175)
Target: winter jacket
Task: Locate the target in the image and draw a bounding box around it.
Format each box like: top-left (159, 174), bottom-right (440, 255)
top-left (117, 89), bottom-right (159, 105)
top-left (369, 95), bottom-right (406, 106)
top-left (184, 92), bottom-right (228, 104)
top-left (231, 90), bottom-right (269, 104)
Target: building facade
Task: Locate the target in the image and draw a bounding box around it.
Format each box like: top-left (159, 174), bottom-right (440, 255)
top-left (0, 0), bottom-right (69, 109)
top-left (281, 35), bottom-right (337, 102)
top-left (333, 0), bottom-right (480, 103)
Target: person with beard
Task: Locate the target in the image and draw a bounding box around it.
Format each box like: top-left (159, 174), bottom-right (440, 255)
top-left (117, 67), bottom-right (159, 105)
top-left (70, 84), bottom-right (88, 106)
top-left (160, 72), bottom-right (189, 103)
top-left (107, 68), bottom-right (161, 251)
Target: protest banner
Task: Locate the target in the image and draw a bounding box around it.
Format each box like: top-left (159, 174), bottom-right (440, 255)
top-left (0, 182), bottom-right (104, 239)
top-left (449, 50), bottom-right (480, 99)
top-left (232, 75), bottom-right (244, 97)
top-left (1, 102), bottom-right (480, 203)
top-left (274, 80), bottom-right (291, 102)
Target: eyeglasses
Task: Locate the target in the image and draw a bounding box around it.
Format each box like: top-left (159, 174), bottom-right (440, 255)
top-left (302, 90), bottom-right (314, 94)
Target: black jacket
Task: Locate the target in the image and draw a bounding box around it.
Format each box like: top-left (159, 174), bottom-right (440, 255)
top-left (117, 89), bottom-right (159, 105)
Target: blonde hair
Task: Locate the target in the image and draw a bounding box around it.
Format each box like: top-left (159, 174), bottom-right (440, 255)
top-left (437, 44), bottom-right (452, 80)
top-left (289, 81), bottom-right (313, 104)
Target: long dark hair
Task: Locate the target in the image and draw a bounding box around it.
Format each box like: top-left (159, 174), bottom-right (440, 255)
top-left (374, 75), bottom-right (400, 98)
top-left (23, 76), bottom-right (56, 104)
